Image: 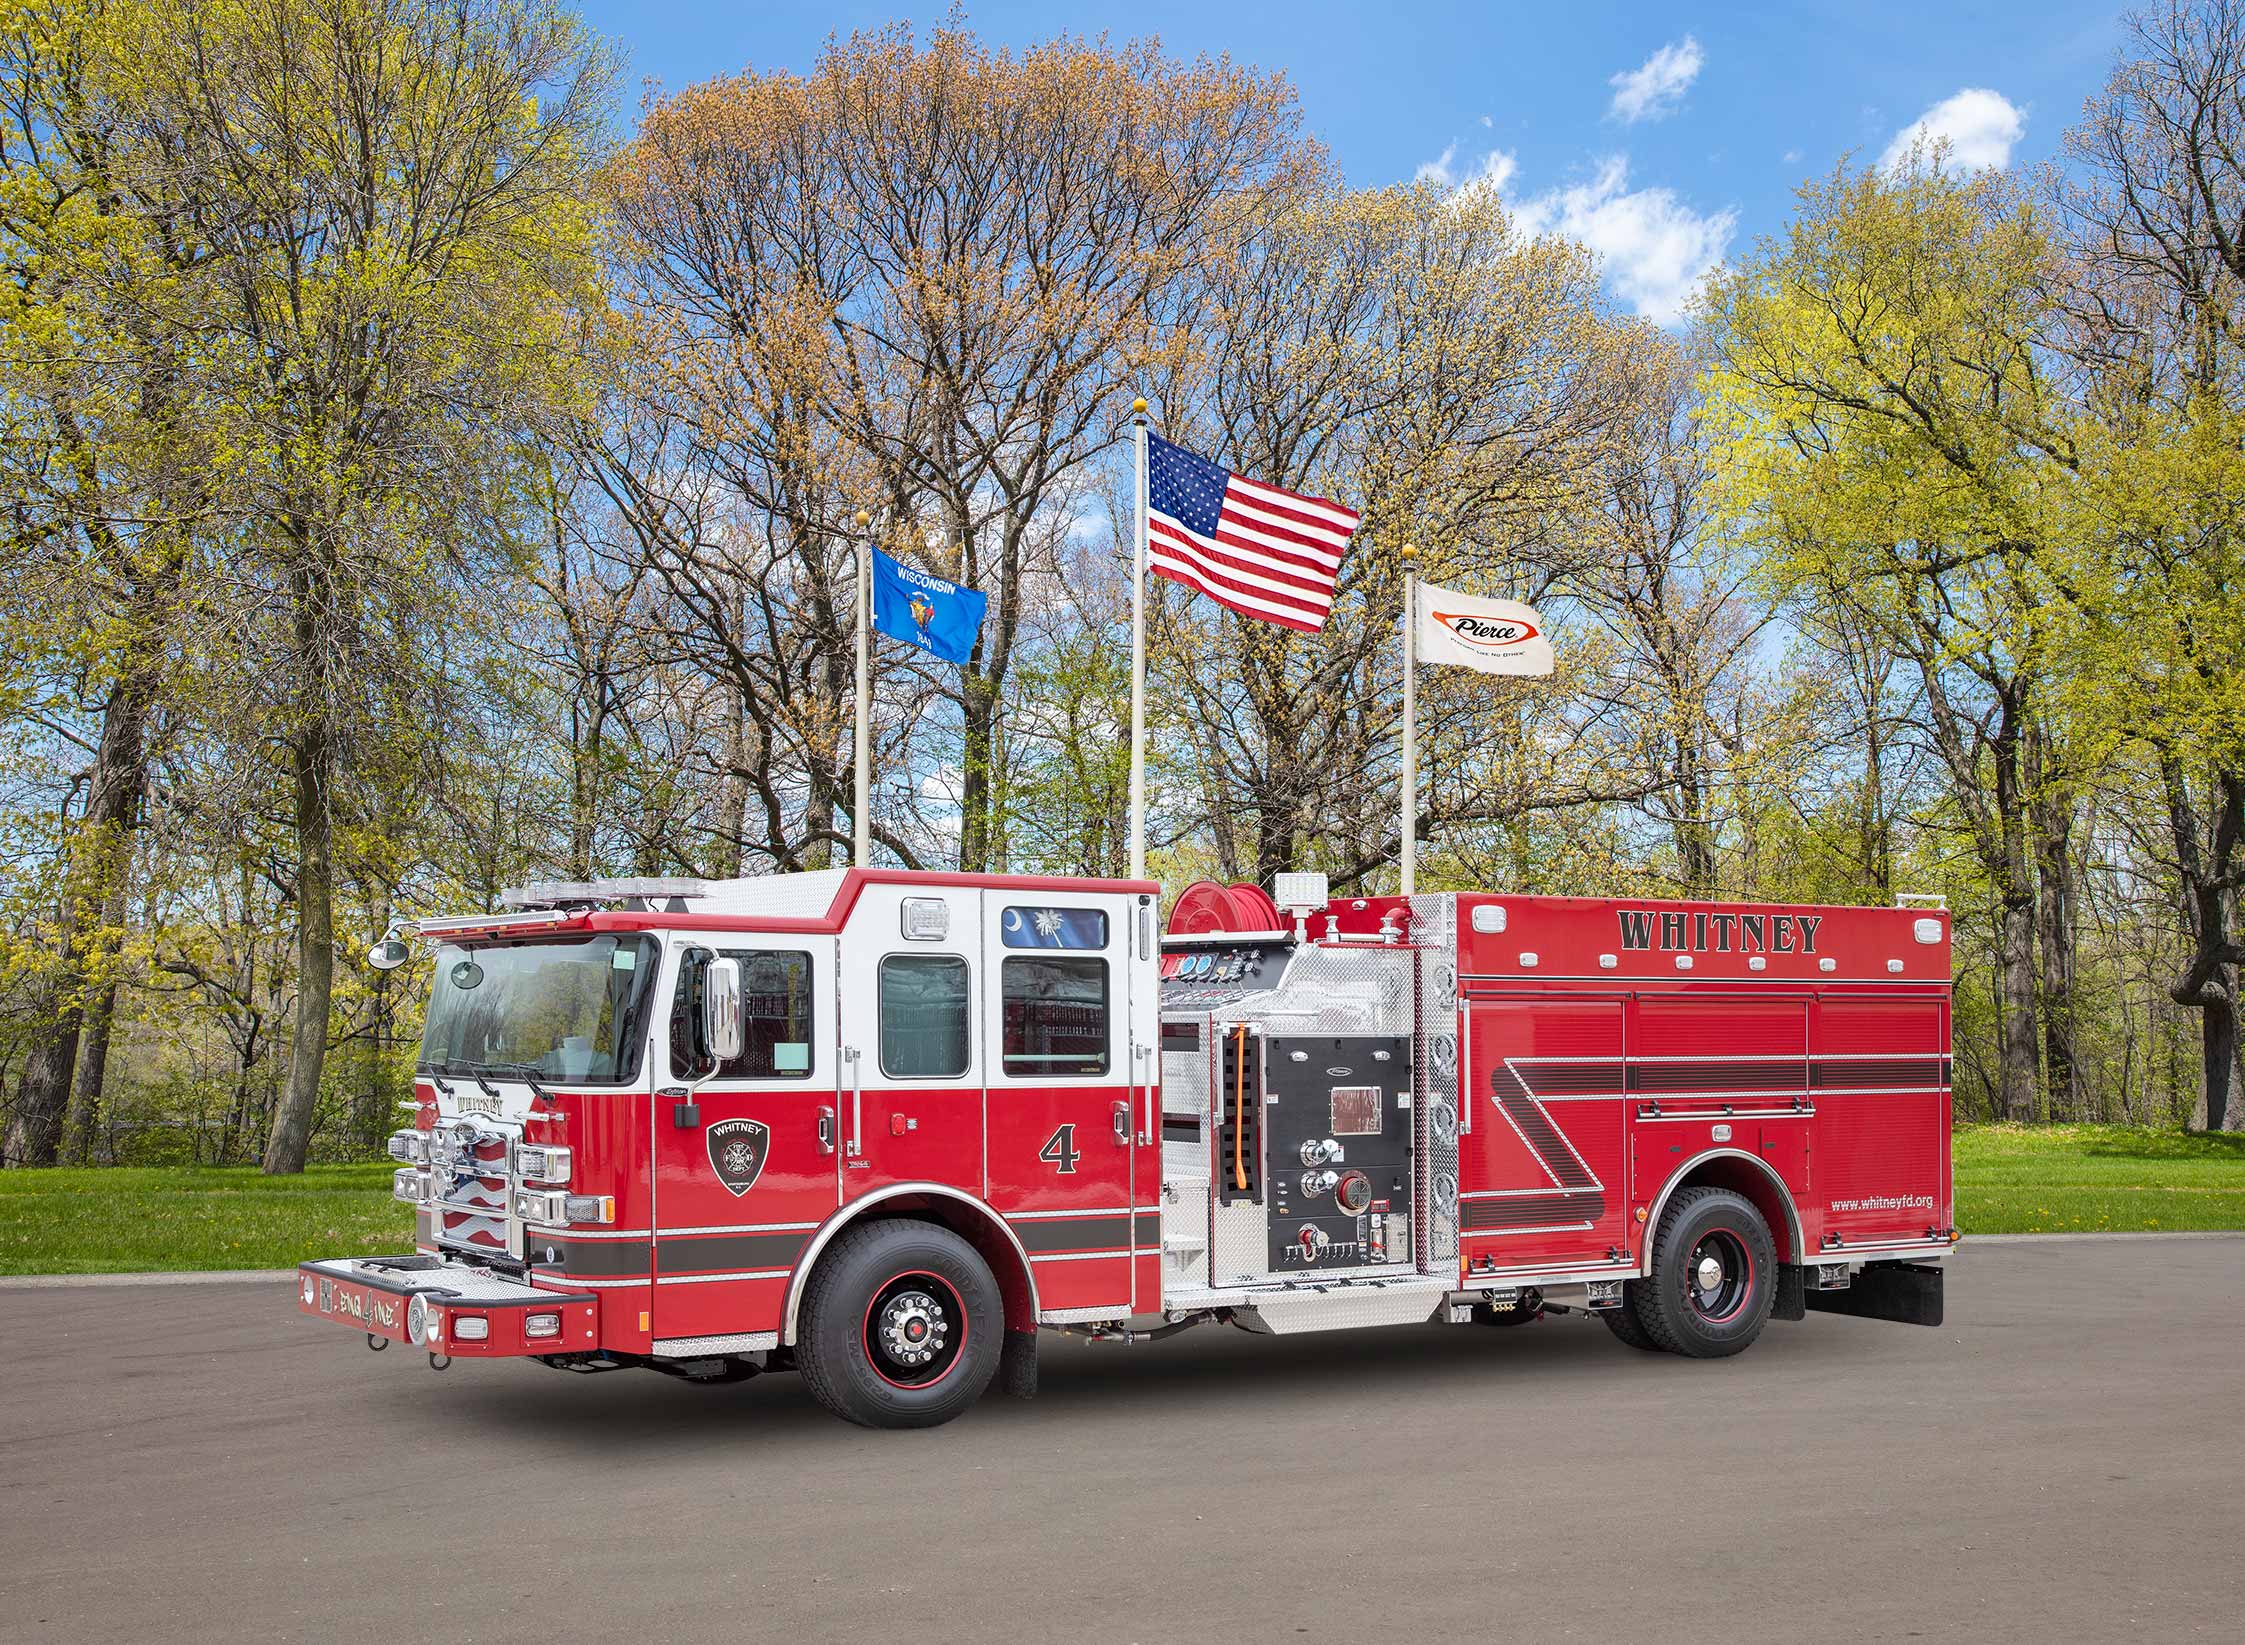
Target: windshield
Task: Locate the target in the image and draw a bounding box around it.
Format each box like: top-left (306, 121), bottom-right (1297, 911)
top-left (418, 935), bottom-right (660, 1085)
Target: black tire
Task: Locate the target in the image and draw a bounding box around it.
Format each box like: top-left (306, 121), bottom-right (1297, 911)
top-left (1631, 1187), bottom-right (1776, 1358)
top-left (1601, 1282), bottom-right (1663, 1351)
top-left (796, 1218), bottom-right (1003, 1428)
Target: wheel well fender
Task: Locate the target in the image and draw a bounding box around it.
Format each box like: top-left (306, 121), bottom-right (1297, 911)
top-left (781, 1184), bottom-right (1038, 1345)
top-left (1640, 1149), bottom-right (1802, 1269)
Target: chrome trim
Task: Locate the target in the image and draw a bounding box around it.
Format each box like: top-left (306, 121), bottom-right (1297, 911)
top-left (779, 1181), bottom-right (1041, 1346)
top-left (1638, 1147), bottom-right (1805, 1272)
top-left (653, 1331), bottom-right (778, 1356)
top-left (653, 1270), bottom-right (791, 1285)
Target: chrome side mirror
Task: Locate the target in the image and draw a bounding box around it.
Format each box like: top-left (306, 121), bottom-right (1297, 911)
top-left (702, 956), bottom-right (744, 1065)
top-left (367, 933), bottom-right (411, 971)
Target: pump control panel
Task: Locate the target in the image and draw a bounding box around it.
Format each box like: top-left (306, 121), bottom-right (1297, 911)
top-left (1262, 1034), bottom-right (1413, 1271)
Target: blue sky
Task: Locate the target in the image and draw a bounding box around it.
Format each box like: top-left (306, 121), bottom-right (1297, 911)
top-left (578, 1), bottom-right (2127, 324)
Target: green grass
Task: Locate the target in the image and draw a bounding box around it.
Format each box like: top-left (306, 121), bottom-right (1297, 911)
top-left (1955, 1123), bottom-right (2245, 1234)
top-left (0, 1125), bottom-right (2238, 1274)
top-left (0, 1164), bottom-right (412, 1275)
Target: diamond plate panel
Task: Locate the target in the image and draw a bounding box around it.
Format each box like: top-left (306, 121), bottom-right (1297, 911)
top-left (1412, 894), bottom-right (1461, 1272)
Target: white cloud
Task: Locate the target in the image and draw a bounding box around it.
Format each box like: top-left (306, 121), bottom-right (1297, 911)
top-left (1880, 88), bottom-right (2024, 174)
top-left (1514, 156), bottom-right (1736, 326)
top-left (1416, 143), bottom-right (1517, 195)
top-left (1608, 36), bottom-right (1703, 124)
top-left (1479, 113), bottom-right (1493, 128)
top-left (1782, 148), bottom-right (1802, 164)
top-left (1415, 142), bottom-right (1459, 186)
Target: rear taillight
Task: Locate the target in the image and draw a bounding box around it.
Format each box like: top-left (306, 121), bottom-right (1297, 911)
top-left (525, 1313), bottom-right (561, 1339)
top-left (451, 1315), bottom-right (489, 1342)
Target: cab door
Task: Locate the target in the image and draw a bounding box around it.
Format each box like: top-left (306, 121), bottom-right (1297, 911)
top-left (651, 942), bottom-right (838, 1343)
top-left (980, 895), bottom-right (1136, 1319)
top-left (835, 882), bottom-right (986, 1199)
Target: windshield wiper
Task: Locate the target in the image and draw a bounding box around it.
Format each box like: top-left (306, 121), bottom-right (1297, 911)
top-left (480, 1062), bottom-right (553, 1102)
top-left (414, 1061), bottom-right (458, 1099)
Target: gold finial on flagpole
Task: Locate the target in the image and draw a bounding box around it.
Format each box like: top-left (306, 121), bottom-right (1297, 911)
top-left (1132, 397), bottom-right (1148, 416)
top-left (855, 509), bottom-right (869, 528)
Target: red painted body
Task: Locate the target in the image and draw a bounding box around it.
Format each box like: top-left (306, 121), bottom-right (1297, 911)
top-left (301, 871), bottom-right (1953, 1370)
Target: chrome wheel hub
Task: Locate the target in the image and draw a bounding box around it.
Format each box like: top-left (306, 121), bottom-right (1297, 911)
top-left (877, 1290), bottom-right (948, 1367)
top-left (1695, 1253), bottom-right (1725, 1293)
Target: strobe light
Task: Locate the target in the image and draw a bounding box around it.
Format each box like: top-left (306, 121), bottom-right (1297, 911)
top-left (450, 1315), bottom-right (490, 1342)
top-left (385, 1129), bottom-right (427, 1165)
top-left (524, 1313), bottom-right (562, 1340)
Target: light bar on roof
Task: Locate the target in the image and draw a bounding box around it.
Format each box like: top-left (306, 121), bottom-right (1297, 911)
top-left (499, 877), bottom-right (712, 909)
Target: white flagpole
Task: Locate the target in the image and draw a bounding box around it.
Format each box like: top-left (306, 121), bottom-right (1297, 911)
top-left (854, 508), bottom-right (872, 867)
top-left (1129, 398), bottom-right (1149, 882)
top-left (1400, 542), bottom-right (1418, 897)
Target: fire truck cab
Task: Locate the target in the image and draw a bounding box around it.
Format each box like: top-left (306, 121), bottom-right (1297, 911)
top-left (299, 867), bottom-right (1955, 1428)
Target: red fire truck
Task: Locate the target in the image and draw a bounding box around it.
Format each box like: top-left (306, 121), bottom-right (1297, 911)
top-left (297, 868), bottom-right (1955, 1427)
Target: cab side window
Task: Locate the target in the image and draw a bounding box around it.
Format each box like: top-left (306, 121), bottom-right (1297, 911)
top-left (1002, 956), bottom-right (1109, 1076)
top-left (880, 954), bottom-right (971, 1078)
top-left (670, 949), bottom-right (816, 1080)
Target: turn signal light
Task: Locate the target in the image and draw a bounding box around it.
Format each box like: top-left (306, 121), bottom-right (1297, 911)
top-left (514, 1190), bottom-right (614, 1225)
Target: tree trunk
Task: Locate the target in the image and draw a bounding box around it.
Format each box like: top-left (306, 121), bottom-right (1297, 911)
top-left (2028, 732), bottom-right (2080, 1121)
top-left (266, 544), bottom-right (337, 1175)
top-left (265, 715), bottom-right (335, 1173)
top-left (1991, 726), bottom-right (2041, 1122)
top-left (64, 975), bottom-right (120, 1166)
top-left (957, 666), bottom-right (998, 871)
top-left (5, 660), bottom-right (160, 1167)
top-left (2159, 755), bottom-right (2242, 1133)
top-left (5, 964), bottom-right (76, 1167)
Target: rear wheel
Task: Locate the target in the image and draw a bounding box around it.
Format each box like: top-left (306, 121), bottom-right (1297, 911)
top-left (1631, 1188), bottom-right (1776, 1358)
top-left (797, 1219), bottom-right (1002, 1428)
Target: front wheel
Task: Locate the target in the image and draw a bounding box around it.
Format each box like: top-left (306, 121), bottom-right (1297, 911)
top-left (796, 1218), bottom-right (1002, 1428)
top-left (1631, 1188), bottom-right (1776, 1358)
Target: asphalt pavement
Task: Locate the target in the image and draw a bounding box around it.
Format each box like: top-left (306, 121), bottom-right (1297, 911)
top-left (2, 1235), bottom-right (2238, 1643)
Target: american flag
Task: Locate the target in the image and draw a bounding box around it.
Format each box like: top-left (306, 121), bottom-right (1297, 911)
top-left (1146, 433), bottom-right (1359, 633)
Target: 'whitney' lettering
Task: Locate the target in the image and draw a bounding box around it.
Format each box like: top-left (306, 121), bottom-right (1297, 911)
top-left (1614, 907), bottom-right (1820, 956)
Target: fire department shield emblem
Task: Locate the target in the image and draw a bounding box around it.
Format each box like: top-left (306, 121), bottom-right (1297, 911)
top-left (705, 1118), bottom-right (770, 1197)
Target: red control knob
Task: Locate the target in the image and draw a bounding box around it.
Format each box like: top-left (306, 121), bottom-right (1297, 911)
top-left (1333, 1170), bottom-right (1373, 1216)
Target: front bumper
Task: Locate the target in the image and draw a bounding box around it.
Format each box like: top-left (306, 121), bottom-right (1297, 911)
top-left (297, 1254), bottom-right (599, 1357)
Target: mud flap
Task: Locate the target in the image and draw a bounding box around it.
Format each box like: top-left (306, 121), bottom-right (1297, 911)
top-left (1771, 1264), bottom-right (1806, 1322)
top-left (999, 1328), bottom-right (1038, 1399)
top-left (1804, 1261), bottom-right (1944, 1327)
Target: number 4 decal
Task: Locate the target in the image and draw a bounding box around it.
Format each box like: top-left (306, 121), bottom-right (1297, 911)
top-left (1039, 1123), bottom-right (1081, 1175)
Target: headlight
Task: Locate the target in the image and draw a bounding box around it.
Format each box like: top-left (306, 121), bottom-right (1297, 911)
top-left (391, 1168), bottom-right (426, 1203)
top-left (513, 1144), bottom-right (571, 1185)
top-left (406, 1293), bottom-right (433, 1347)
top-left (386, 1130), bottom-right (426, 1165)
